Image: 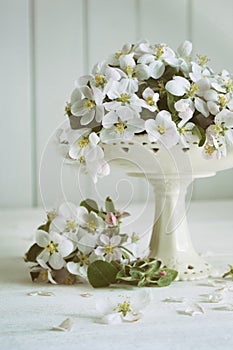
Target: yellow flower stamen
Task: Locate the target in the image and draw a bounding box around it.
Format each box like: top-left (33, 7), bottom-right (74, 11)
top-left (87, 220), bottom-right (96, 232)
top-left (77, 137), bottom-right (89, 148)
top-left (104, 244), bottom-right (114, 254)
top-left (115, 300), bottom-right (132, 317)
top-left (78, 252), bottom-right (89, 266)
top-left (218, 95), bottom-right (227, 109)
top-left (126, 65), bottom-right (134, 78)
top-left (65, 103), bottom-right (71, 116)
top-left (189, 83), bottom-right (199, 97)
top-left (197, 54), bottom-right (209, 67)
top-left (117, 93), bottom-right (130, 104)
top-left (95, 74), bottom-right (106, 87)
top-left (180, 127), bottom-right (187, 135)
top-left (225, 79), bottom-right (233, 93)
top-left (65, 220), bottom-right (77, 232)
top-left (45, 241), bottom-right (58, 254)
top-left (40, 271), bottom-right (48, 281)
top-left (157, 125), bottom-right (166, 135)
top-left (84, 99), bottom-right (95, 110)
top-left (115, 51), bottom-right (123, 59)
top-left (204, 144), bottom-right (216, 156)
top-left (79, 156), bottom-right (86, 164)
top-left (156, 45), bottom-right (164, 59)
top-left (147, 96), bottom-right (155, 106)
top-left (115, 123), bottom-right (126, 133)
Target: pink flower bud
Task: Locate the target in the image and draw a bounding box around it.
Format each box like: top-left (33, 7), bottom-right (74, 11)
top-left (159, 270), bottom-right (167, 276)
top-left (105, 212), bottom-right (117, 227)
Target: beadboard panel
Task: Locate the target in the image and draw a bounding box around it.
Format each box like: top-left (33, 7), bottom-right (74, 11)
top-left (139, 0), bottom-right (189, 46)
top-left (0, 0), bottom-right (32, 208)
top-left (87, 0), bottom-right (138, 70)
top-left (1, 0), bottom-right (233, 208)
top-left (33, 0), bottom-right (86, 207)
top-left (191, 0), bottom-right (233, 200)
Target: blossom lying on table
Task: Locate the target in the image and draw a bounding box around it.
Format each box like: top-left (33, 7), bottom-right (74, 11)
top-left (59, 39), bottom-right (233, 182)
top-left (24, 197), bottom-right (177, 288)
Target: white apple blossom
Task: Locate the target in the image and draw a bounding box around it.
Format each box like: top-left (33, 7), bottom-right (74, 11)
top-left (36, 230), bottom-right (74, 270)
top-left (137, 43), bottom-right (176, 79)
top-left (71, 85), bottom-right (105, 125)
top-left (203, 89), bottom-right (233, 115)
top-left (119, 53), bottom-right (138, 93)
top-left (77, 206), bottom-right (105, 233)
top-left (108, 42), bottom-right (132, 66)
top-left (79, 61), bottom-right (122, 90)
top-left (96, 291), bottom-right (151, 324)
top-left (94, 234), bottom-right (123, 262)
top-left (141, 87), bottom-right (159, 112)
top-left (178, 122), bottom-right (199, 147)
top-left (104, 80), bottom-right (144, 117)
top-left (145, 111), bottom-right (179, 148)
top-left (175, 98), bottom-right (195, 127)
top-left (50, 202), bottom-right (80, 237)
top-left (100, 116), bottom-right (145, 143)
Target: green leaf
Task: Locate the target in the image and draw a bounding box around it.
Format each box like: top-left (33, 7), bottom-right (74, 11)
top-left (167, 93), bottom-right (177, 114)
top-left (87, 260), bottom-right (118, 288)
top-left (193, 125), bottom-right (206, 147)
top-left (24, 243), bottom-right (43, 262)
top-left (157, 269), bottom-right (178, 287)
top-left (105, 196), bottom-right (115, 213)
top-left (80, 198), bottom-right (99, 213)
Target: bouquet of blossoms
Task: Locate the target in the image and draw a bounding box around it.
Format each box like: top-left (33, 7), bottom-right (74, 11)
top-left (59, 39), bottom-right (233, 182)
top-left (25, 197), bottom-right (177, 287)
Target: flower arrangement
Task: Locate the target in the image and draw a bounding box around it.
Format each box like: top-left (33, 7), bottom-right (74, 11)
top-left (24, 197), bottom-right (177, 287)
top-left (59, 39), bottom-right (233, 182)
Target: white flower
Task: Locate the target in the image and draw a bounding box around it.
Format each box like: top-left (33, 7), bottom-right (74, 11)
top-left (77, 206), bottom-right (105, 233)
top-left (94, 234), bottom-right (122, 262)
top-left (165, 76), bottom-right (209, 117)
top-left (137, 44), bottom-right (175, 79)
top-left (100, 117), bottom-right (145, 143)
top-left (204, 89), bottom-right (233, 115)
top-left (215, 109), bottom-right (233, 146)
top-left (36, 230), bottom-right (74, 270)
top-left (71, 86), bottom-right (105, 125)
top-left (142, 87), bottom-right (159, 112)
top-left (79, 61), bottom-right (122, 90)
top-left (104, 80), bottom-right (144, 116)
top-left (119, 53), bottom-right (138, 93)
top-left (50, 202), bottom-right (79, 237)
top-left (175, 98), bottom-right (195, 127)
top-left (189, 62), bottom-right (211, 83)
top-left (108, 43), bottom-right (132, 66)
top-left (178, 122), bottom-right (199, 147)
top-left (145, 111), bottom-right (179, 148)
top-left (66, 233), bottom-right (99, 280)
top-left (96, 291), bottom-right (151, 324)
top-left (68, 130), bottom-right (103, 163)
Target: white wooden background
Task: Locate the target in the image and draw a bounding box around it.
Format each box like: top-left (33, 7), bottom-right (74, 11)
top-left (1, 0), bottom-right (233, 208)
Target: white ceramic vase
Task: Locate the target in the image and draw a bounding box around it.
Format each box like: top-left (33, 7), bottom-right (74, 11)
top-left (102, 136), bottom-right (233, 280)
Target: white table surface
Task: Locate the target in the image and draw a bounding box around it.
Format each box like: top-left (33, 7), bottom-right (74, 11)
top-left (1, 201), bottom-right (233, 350)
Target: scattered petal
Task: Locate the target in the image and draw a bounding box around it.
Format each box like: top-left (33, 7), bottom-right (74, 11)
top-left (51, 318), bottom-right (73, 332)
top-left (201, 293), bottom-right (223, 303)
top-left (179, 303), bottom-right (205, 316)
top-left (27, 291), bottom-right (55, 297)
top-left (80, 292), bottom-right (93, 298)
top-left (213, 304), bottom-right (233, 311)
top-left (163, 296), bottom-right (186, 303)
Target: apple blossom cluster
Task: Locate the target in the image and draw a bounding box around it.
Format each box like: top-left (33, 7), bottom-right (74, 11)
top-left (59, 40), bottom-right (233, 182)
top-left (25, 197), bottom-right (178, 287)
top-left (24, 198), bottom-right (135, 285)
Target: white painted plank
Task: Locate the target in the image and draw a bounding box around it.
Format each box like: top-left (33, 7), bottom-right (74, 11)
top-left (87, 0), bottom-right (138, 69)
top-left (139, 0), bottom-right (188, 47)
top-left (192, 0), bottom-right (233, 200)
top-left (34, 0), bottom-right (85, 207)
top-left (0, 0), bottom-right (32, 208)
